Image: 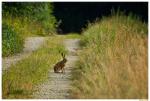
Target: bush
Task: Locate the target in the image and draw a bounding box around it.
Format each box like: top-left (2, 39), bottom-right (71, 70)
top-left (2, 23), bottom-right (24, 56)
top-left (2, 2), bottom-right (57, 36)
top-left (2, 2), bottom-right (57, 56)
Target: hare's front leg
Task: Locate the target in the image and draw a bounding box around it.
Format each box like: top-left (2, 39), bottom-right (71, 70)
top-left (62, 68), bottom-right (65, 73)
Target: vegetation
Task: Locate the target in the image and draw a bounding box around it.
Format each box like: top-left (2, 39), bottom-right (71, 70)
top-left (2, 36), bottom-right (67, 98)
top-left (2, 23), bottom-right (24, 56)
top-left (2, 2), bottom-right (148, 99)
top-left (65, 33), bottom-right (81, 39)
top-left (71, 12), bottom-right (148, 98)
top-left (2, 2), bottom-right (57, 56)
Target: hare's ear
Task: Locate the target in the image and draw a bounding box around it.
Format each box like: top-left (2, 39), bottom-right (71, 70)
top-left (61, 53), bottom-right (63, 57)
top-left (61, 53), bottom-right (64, 58)
top-left (63, 53), bottom-right (65, 58)
top-left (61, 53), bottom-right (65, 58)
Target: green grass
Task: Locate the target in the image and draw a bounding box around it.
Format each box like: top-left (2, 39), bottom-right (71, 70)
top-left (65, 33), bottom-right (82, 39)
top-left (71, 13), bottom-right (148, 99)
top-left (2, 36), bottom-right (67, 98)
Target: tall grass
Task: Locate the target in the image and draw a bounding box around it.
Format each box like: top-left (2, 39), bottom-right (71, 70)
top-left (2, 36), bottom-right (67, 98)
top-left (71, 13), bottom-right (148, 99)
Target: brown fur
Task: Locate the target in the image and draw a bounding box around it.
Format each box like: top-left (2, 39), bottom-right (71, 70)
top-left (54, 53), bottom-right (67, 73)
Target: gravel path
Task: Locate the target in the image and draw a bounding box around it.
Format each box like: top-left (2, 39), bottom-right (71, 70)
top-left (2, 37), bottom-right (46, 71)
top-left (33, 39), bottom-right (80, 99)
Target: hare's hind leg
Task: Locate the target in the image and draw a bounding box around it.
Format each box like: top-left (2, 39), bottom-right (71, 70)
top-left (54, 68), bottom-right (59, 73)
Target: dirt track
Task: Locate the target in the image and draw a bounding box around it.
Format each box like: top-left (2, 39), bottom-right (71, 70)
top-left (2, 37), bottom-right (46, 71)
top-left (32, 39), bottom-right (80, 99)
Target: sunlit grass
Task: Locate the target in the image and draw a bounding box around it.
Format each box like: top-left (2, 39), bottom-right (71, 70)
top-left (71, 13), bottom-right (148, 99)
top-left (2, 36), bottom-right (67, 98)
top-left (65, 33), bottom-right (82, 39)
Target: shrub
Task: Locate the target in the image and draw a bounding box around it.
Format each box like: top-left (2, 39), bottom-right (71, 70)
top-left (2, 23), bottom-right (24, 56)
top-left (2, 2), bottom-right (57, 56)
top-left (2, 2), bottom-right (57, 36)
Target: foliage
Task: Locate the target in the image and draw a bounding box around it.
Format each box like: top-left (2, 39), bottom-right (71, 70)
top-left (2, 23), bottom-right (24, 56)
top-left (2, 2), bottom-right (57, 56)
top-left (2, 2), bottom-right (57, 35)
top-left (71, 12), bottom-right (148, 98)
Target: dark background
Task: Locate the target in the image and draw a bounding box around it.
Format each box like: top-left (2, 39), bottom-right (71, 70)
top-left (53, 2), bottom-right (148, 34)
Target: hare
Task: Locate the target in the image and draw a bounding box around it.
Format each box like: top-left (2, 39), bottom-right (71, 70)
top-left (54, 53), bottom-right (67, 73)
